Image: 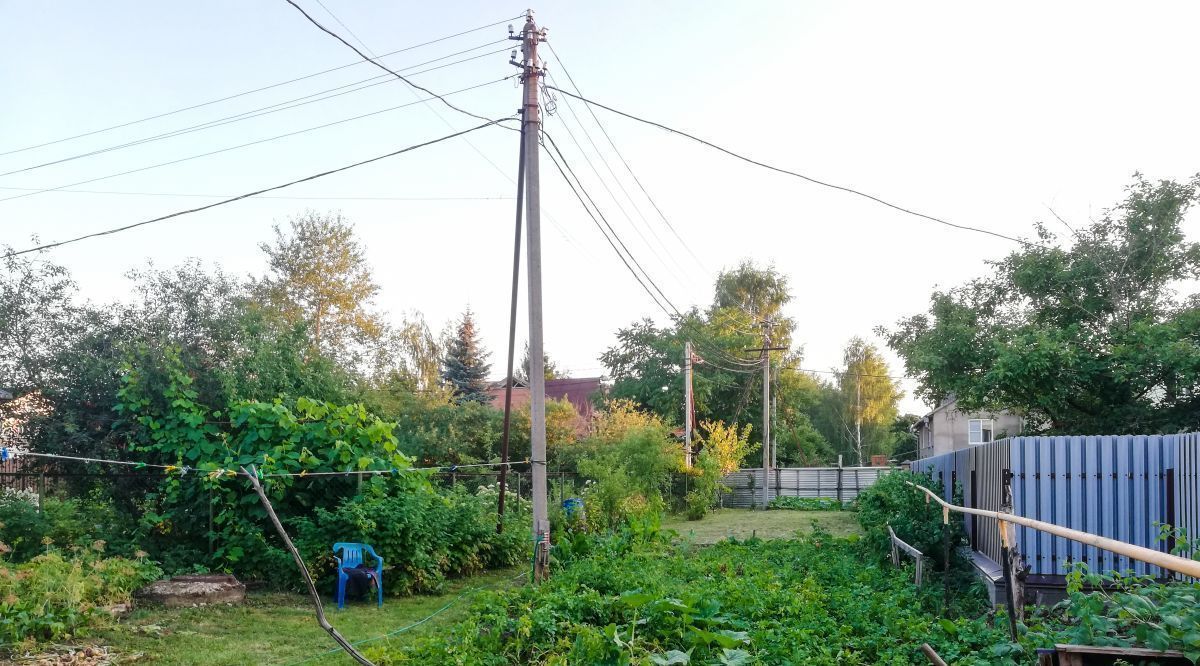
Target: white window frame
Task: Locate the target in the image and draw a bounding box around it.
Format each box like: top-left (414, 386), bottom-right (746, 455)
top-left (968, 418), bottom-right (993, 445)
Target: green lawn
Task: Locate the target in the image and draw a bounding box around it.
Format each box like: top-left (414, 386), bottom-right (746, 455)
top-left (661, 508), bottom-right (860, 544)
top-left (93, 568), bottom-right (524, 665)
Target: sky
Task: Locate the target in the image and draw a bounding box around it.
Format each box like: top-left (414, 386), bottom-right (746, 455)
top-left (3, 1), bottom-right (1199, 416)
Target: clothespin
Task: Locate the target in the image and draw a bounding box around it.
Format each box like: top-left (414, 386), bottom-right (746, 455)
top-left (448, 464), bottom-right (458, 473)
top-left (390, 468), bottom-right (398, 475)
top-left (0, 447), bottom-right (8, 462)
top-left (299, 470), bottom-right (308, 478)
top-left (165, 465), bottom-right (178, 474)
top-left (134, 462), bottom-right (147, 470)
top-left (180, 465), bottom-right (190, 477)
top-left (255, 467), bottom-right (264, 480)
top-left (943, 507), bottom-right (949, 525)
top-left (226, 469), bottom-right (238, 478)
top-left (207, 469), bottom-right (225, 481)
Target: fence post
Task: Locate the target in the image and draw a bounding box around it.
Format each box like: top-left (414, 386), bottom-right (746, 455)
top-left (1000, 468), bottom-right (1025, 636)
top-left (38, 472), bottom-right (46, 514)
top-left (516, 472), bottom-right (523, 500)
top-left (837, 462), bottom-right (844, 504)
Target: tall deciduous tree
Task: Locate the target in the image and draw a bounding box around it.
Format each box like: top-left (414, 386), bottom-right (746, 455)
top-left (882, 174), bottom-right (1200, 433)
top-left (816, 338), bottom-right (902, 465)
top-left (441, 308), bottom-right (492, 404)
top-left (257, 212), bottom-right (383, 360)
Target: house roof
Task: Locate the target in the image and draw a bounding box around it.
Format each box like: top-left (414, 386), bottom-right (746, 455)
top-left (0, 389), bottom-right (12, 401)
top-left (484, 377), bottom-right (605, 416)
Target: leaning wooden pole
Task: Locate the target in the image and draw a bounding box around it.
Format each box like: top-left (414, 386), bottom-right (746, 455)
top-left (243, 466), bottom-right (376, 666)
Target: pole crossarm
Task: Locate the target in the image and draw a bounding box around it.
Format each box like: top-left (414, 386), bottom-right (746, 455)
top-left (905, 481), bottom-right (1200, 579)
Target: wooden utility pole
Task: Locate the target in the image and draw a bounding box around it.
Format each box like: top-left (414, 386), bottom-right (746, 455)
top-left (517, 10), bottom-right (550, 582)
top-left (684, 341), bottom-right (693, 468)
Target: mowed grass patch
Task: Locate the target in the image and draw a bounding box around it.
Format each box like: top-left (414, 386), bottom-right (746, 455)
top-left (661, 508), bottom-right (860, 544)
top-left (92, 567), bottom-right (524, 665)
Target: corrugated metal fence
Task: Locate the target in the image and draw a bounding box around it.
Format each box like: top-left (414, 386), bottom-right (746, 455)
top-left (912, 433), bottom-right (1200, 580)
top-left (720, 466), bottom-right (898, 508)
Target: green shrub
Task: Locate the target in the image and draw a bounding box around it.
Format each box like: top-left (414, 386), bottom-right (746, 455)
top-left (291, 482), bottom-right (529, 595)
top-left (683, 449), bottom-right (724, 521)
top-left (0, 490), bottom-right (143, 564)
top-left (855, 470), bottom-right (966, 569)
top-left (0, 547), bottom-right (162, 646)
top-left (577, 424), bottom-right (680, 530)
top-left (768, 496), bottom-right (844, 511)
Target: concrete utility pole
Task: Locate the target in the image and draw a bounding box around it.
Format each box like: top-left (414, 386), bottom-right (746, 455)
top-left (684, 341), bottom-right (693, 468)
top-left (760, 321), bottom-right (771, 511)
top-left (515, 10), bottom-right (550, 582)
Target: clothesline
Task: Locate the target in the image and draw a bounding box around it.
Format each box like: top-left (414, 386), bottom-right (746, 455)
top-left (0, 446), bottom-right (536, 480)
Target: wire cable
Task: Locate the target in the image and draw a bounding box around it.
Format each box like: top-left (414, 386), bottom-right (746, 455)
top-left (0, 43), bottom-right (511, 178)
top-left (543, 131), bottom-right (757, 375)
top-left (544, 44), bottom-right (708, 271)
top-left (0, 15), bottom-right (524, 158)
top-left (542, 79), bottom-right (694, 290)
top-left (0, 186), bottom-right (513, 201)
top-left (542, 130), bottom-right (678, 317)
top-left (283, 0), bottom-right (505, 126)
top-left (0, 77), bottom-right (514, 204)
top-left (289, 5), bottom-right (591, 258)
top-left (544, 86), bottom-right (1042, 248)
top-left (2, 117), bottom-right (516, 258)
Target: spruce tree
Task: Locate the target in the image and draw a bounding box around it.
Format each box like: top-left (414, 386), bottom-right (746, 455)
top-left (440, 308), bottom-right (492, 403)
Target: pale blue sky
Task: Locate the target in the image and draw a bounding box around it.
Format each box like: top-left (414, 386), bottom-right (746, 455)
top-left (3, 1), bottom-right (1199, 414)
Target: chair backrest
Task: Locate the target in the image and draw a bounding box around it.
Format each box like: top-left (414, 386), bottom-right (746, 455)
top-left (333, 542), bottom-right (365, 568)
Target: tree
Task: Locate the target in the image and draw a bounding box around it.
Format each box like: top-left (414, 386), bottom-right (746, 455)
top-left (882, 174), bottom-right (1200, 433)
top-left (809, 338), bottom-right (902, 465)
top-left (712, 260), bottom-right (795, 347)
top-left (602, 262), bottom-right (825, 466)
top-left (516, 341), bottom-right (561, 384)
top-left (257, 212), bottom-right (383, 361)
top-left (0, 248), bottom-right (79, 393)
top-left (440, 308), bottom-right (492, 404)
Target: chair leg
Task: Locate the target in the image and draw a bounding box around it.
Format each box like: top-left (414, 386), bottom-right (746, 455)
top-left (376, 572), bottom-right (383, 608)
top-left (336, 575), bottom-right (344, 610)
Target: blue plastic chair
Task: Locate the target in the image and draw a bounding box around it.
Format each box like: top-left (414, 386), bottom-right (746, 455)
top-left (333, 542), bottom-right (383, 609)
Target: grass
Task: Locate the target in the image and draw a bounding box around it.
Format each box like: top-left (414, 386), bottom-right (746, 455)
top-left (92, 567), bottom-right (524, 665)
top-left (661, 507), bottom-right (860, 544)
top-left (83, 511), bottom-right (858, 663)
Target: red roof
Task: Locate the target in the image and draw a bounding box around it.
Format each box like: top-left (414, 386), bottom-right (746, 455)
top-left (485, 377), bottom-right (604, 419)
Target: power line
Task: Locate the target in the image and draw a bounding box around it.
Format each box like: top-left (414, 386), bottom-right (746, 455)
top-left (542, 82), bottom-right (694, 294)
top-left (311, 0), bottom-right (374, 56)
top-left (281, 0), bottom-right (591, 259)
top-left (0, 15), bottom-right (523, 158)
top-left (542, 130), bottom-right (678, 317)
top-left (0, 43), bottom-right (511, 178)
top-left (542, 131), bottom-right (757, 375)
top-left (0, 186), bottom-right (513, 201)
top-left (282, 0), bottom-right (503, 126)
top-left (544, 86), bottom-right (1043, 248)
top-left (542, 131), bottom-right (670, 316)
top-left (544, 43), bottom-right (708, 271)
top-left (0, 77), bottom-right (514, 204)
top-left (1, 117), bottom-right (515, 258)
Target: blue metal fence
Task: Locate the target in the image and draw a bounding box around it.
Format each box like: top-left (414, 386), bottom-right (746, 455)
top-left (912, 433), bottom-right (1198, 580)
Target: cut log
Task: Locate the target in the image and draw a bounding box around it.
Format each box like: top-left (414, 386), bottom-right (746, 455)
top-left (136, 574), bottom-right (246, 608)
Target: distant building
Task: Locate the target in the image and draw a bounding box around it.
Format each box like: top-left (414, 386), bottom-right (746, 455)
top-left (484, 377), bottom-right (606, 432)
top-left (912, 395), bottom-right (1022, 459)
top-left (0, 388), bottom-right (11, 402)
